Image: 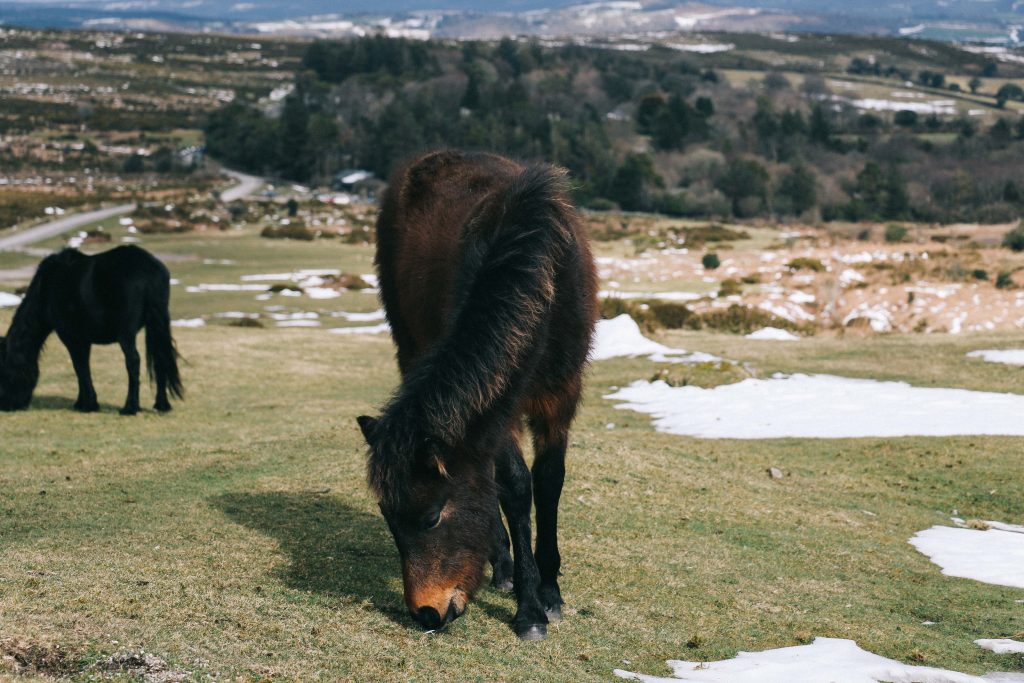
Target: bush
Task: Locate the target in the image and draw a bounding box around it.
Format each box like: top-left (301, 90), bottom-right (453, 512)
top-left (884, 224), bottom-right (908, 243)
top-left (718, 279), bottom-right (742, 297)
top-left (702, 252), bottom-right (720, 270)
top-left (787, 257), bottom-right (825, 272)
top-left (996, 271), bottom-right (1015, 289)
top-left (261, 222), bottom-right (315, 241)
top-left (650, 302), bottom-right (697, 329)
top-left (972, 268), bottom-right (988, 281)
top-left (1002, 226), bottom-right (1024, 252)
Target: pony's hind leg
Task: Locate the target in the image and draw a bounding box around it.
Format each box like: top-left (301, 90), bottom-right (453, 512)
top-left (489, 503), bottom-right (514, 591)
top-left (153, 368), bottom-right (171, 412)
top-left (118, 335), bottom-right (141, 416)
top-left (66, 342), bottom-right (98, 412)
top-left (528, 388), bottom-right (581, 622)
top-left (495, 434), bottom-right (548, 640)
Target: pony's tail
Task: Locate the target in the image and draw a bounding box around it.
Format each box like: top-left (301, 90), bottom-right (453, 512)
top-left (391, 163), bottom-right (575, 446)
top-left (144, 282), bottom-right (184, 400)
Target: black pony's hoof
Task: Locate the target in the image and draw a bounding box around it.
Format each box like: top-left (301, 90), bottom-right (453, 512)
top-left (119, 406), bottom-right (138, 416)
top-left (491, 577), bottom-right (514, 592)
top-left (154, 402), bottom-right (172, 413)
top-left (517, 624), bottom-right (547, 641)
top-left (545, 604), bottom-right (563, 622)
top-left (74, 402), bottom-right (99, 413)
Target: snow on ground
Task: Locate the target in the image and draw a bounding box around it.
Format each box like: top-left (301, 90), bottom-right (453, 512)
top-left (186, 283), bottom-right (270, 293)
top-left (0, 291), bottom-right (21, 307)
top-left (332, 309), bottom-right (386, 322)
top-left (614, 637), bottom-right (1024, 683)
top-left (599, 290), bottom-right (703, 302)
top-left (327, 322), bottom-right (390, 335)
top-left (592, 315), bottom-right (717, 363)
top-left (909, 522), bottom-right (1024, 589)
top-left (276, 319), bottom-right (320, 328)
top-left (745, 327), bottom-right (799, 341)
top-left (975, 639), bottom-right (1024, 655)
top-left (605, 374), bottom-right (1024, 439)
top-left (967, 349), bottom-right (1024, 366)
top-left (171, 318), bottom-right (205, 328)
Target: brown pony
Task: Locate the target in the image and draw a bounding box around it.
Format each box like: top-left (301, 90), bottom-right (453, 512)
top-left (357, 150), bottom-right (597, 640)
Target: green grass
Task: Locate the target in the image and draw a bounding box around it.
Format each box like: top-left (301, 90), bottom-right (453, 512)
top-left (2, 239), bottom-right (1024, 681)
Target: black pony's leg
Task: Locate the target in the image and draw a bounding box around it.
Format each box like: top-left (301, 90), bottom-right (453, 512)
top-left (118, 335), bottom-right (140, 416)
top-left (153, 363), bottom-right (170, 413)
top-left (495, 435), bottom-right (547, 640)
top-left (66, 342), bottom-right (98, 412)
top-left (531, 429), bottom-right (568, 620)
top-left (490, 503), bottom-right (514, 592)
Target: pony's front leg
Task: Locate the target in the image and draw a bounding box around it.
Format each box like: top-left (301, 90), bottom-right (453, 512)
top-left (118, 335), bottom-right (140, 416)
top-left (66, 342), bottom-right (98, 412)
top-left (495, 438), bottom-right (548, 640)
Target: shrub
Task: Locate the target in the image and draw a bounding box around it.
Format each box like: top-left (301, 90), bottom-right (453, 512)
top-left (702, 252), bottom-right (720, 270)
top-left (884, 224), bottom-right (908, 243)
top-left (972, 268), bottom-right (988, 281)
top-left (261, 223), bottom-right (315, 240)
top-left (683, 225), bottom-right (750, 248)
top-left (718, 279), bottom-right (742, 297)
top-left (787, 257), bottom-right (825, 272)
top-left (997, 271), bottom-right (1015, 289)
top-left (649, 302), bottom-right (697, 329)
top-left (1002, 226), bottom-right (1024, 252)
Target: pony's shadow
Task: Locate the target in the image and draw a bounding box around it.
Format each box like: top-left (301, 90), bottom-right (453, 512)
top-left (212, 491), bottom-right (411, 626)
top-left (30, 395), bottom-right (120, 412)
top-left (211, 490), bottom-right (516, 629)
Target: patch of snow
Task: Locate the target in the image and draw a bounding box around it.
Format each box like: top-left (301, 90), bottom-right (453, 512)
top-left (606, 374), bottom-right (1024, 439)
top-left (592, 315), bottom-right (717, 364)
top-left (746, 327), bottom-right (799, 341)
top-left (910, 523), bottom-right (1024, 589)
top-left (305, 287), bottom-right (342, 300)
top-left (332, 309), bottom-right (386, 322)
top-left (843, 306), bottom-right (892, 333)
top-left (600, 290), bottom-right (703, 302)
top-left (186, 283), bottom-right (270, 293)
top-left (614, 637), bottom-right (1024, 682)
top-left (976, 639), bottom-right (1024, 655)
top-left (0, 291), bottom-right (22, 307)
top-left (171, 318), bottom-right (205, 328)
top-left (967, 349), bottom-right (1024, 366)
top-left (839, 269), bottom-right (865, 287)
top-left (276, 319), bottom-right (321, 328)
top-left (328, 322), bottom-right (390, 335)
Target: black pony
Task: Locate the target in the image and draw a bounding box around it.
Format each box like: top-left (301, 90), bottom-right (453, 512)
top-left (0, 245), bottom-right (183, 414)
top-left (357, 150), bottom-right (598, 640)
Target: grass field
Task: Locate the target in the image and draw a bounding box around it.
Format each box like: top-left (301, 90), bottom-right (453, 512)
top-left (2, 229), bottom-right (1024, 680)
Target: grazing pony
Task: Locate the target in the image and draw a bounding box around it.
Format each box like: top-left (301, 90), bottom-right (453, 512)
top-left (357, 150), bottom-right (597, 640)
top-left (0, 245), bottom-right (182, 414)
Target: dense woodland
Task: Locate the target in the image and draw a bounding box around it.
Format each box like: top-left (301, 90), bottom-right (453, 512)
top-left (204, 35), bottom-right (1024, 223)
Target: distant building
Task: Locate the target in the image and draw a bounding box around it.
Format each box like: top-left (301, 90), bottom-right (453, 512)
top-left (331, 169), bottom-right (374, 191)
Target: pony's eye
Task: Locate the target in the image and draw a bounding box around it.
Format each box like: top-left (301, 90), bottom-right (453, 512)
top-left (423, 505), bottom-right (444, 530)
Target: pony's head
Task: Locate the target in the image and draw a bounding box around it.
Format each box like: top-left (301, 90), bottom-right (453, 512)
top-left (358, 414), bottom-right (496, 631)
top-left (0, 336), bottom-right (38, 411)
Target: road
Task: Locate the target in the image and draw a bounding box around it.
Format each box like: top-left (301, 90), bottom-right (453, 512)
top-left (0, 170), bottom-right (265, 252)
top-left (219, 169), bottom-right (264, 203)
top-left (0, 203), bottom-right (135, 252)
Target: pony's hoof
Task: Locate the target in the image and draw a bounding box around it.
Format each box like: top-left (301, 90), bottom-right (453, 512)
top-left (74, 402), bottom-right (98, 413)
top-left (545, 604), bottom-right (563, 622)
top-left (154, 403), bottom-right (172, 413)
top-left (119, 407), bottom-right (138, 416)
top-left (516, 624), bottom-right (547, 641)
top-left (492, 577), bottom-right (514, 592)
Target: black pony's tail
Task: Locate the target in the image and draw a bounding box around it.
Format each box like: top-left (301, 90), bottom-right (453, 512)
top-left (144, 281), bottom-right (184, 400)
top-left (388, 163), bottom-right (575, 447)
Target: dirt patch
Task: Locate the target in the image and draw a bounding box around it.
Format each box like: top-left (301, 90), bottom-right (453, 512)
top-left (1, 638), bottom-right (79, 677)
top-left (94, 650), bottom-right (191, 683)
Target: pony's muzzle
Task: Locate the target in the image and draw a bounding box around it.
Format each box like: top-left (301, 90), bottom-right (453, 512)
top-left (413, 600), bottom-right (461, 631)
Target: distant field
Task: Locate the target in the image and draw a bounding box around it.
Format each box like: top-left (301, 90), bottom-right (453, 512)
top-left (2, 229), bottom-right (1024, 680)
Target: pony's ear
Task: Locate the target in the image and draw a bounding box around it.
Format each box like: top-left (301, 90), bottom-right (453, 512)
top-left (357, 415), bottom-right (379, 445)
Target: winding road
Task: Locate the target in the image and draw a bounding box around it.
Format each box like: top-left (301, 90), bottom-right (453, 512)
top-left (0, 169), bottom-right (265, 252)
